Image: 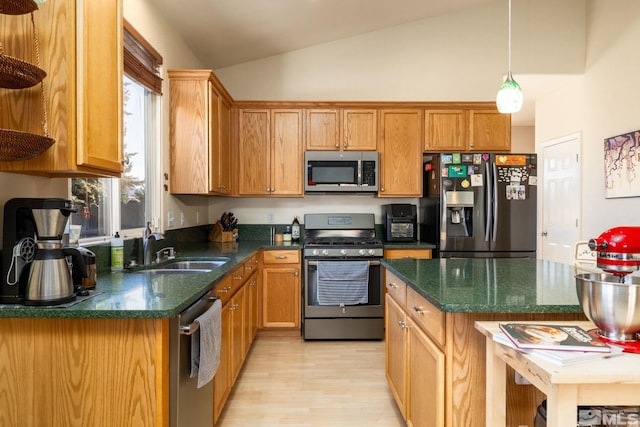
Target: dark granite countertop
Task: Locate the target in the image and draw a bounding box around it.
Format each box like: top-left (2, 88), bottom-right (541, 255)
top-left (382, 257), bottom-right (584, 314)
top-left (0, 240), bottom-right (301, 319)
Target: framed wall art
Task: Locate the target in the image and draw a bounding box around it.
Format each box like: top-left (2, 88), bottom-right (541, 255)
top-left (604, 129), bottom-right (640, 198)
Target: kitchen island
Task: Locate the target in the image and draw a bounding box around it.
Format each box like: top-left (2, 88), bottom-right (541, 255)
top-left (0, 240), bottom-right (299, 427)
top-left (381, 257), bottom-right (587, 427)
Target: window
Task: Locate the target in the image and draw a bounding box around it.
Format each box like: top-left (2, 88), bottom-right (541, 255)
top-left (70, 21), bottom-right (162, 241)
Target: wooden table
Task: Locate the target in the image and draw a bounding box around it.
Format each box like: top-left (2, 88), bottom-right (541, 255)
top-left (475, 321), bottom-right (640, 427)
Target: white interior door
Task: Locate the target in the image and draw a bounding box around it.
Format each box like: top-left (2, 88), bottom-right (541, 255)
top-left (540, 133), bottom-right (581, 264)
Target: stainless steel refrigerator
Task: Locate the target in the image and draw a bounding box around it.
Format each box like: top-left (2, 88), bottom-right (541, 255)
top-left (420, 153), bottom-right (537, 258)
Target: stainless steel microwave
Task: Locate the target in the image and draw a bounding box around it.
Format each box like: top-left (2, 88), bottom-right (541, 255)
top-left (305, 151), bottom-right (379, 193)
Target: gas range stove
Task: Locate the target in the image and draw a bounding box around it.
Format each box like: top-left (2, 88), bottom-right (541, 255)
top-left (303, 213), bottom-right (383, 258)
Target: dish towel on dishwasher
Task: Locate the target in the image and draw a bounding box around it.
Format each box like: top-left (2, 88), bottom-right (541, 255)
top-left (190, 298), bottom-right (222, 388)
top-left (316, 260), bottom-right (369, 305)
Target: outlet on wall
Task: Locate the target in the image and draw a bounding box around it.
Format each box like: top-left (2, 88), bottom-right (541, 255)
top-left (180, 212), bottom-right (185, 226)
top-left (267, 213), bottom-right (275, 224)
top-left (196, 211), bottom-right (200, 224)
top-left (167, 211), bottom-right (174, 227)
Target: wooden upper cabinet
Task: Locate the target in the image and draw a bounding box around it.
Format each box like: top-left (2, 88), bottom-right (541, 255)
top-left (424, 110), bottom-right (466, 152)
top-left (168, 69), bottom-right (232, 194)
top-left (425, 108), bottom-right (511, 152)
top-left (0, 0), bottom-right (123, 177)
top-left (468, 109), bottom-right (511, 151)
top-left (237, 109), bottom-right (303, 196)
top-left (271, 109), bottom-right (304, 196)
top-left (379, 109), bottom-right (422, 197)
top-left (342, 109), bottom-right (377, 150)
top-left (306, 109), bottom-right (340, 150)
top-left (238, 109), bottom-right (271, 195)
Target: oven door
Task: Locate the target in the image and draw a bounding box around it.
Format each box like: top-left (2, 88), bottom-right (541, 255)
top-left (303, 258), bottom-right (383, 318)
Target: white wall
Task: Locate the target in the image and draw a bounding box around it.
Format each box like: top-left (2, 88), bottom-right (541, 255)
top-left (215, 0), bottom-right (585, 102)
top-left (535, 0), bottom-right (640, 239)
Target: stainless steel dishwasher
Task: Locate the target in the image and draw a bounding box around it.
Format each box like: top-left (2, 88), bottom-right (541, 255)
top-left (169, 290), bottom-right (218, 427)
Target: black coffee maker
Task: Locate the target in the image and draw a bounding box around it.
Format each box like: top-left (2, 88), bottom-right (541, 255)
top-left (1, 198), bottom-right (86, 305)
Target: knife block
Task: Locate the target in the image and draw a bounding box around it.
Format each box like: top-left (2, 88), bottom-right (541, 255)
top-left (209, 222), bottom-right (236, 242)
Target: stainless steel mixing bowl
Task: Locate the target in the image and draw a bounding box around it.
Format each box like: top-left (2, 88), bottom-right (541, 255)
top-left (575, 273), bottom-right (640, 341)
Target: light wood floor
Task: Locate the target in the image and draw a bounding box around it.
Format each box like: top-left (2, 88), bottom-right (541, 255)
top-left (217, 336), bottom-right (406, 426)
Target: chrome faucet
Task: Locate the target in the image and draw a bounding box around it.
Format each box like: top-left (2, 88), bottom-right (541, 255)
top-left (143, 222), bottom-right (164, 265)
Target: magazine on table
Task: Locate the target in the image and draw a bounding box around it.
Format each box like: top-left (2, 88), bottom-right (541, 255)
top-left (498, 323), bottom-right (611, 353)
top-left (492, 331), bottom-right (624, 365)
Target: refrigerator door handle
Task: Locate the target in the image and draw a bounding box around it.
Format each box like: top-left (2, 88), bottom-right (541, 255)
top-left (492, 162), bottom-right (499, 241)
top-left (440, 187), bottom-right (447, 247)
top-left (484, 161), bottom-right (492, 242)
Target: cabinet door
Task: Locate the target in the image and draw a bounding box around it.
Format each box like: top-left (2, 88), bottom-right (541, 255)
top-left (238, 109), bottom-right (271, 195)
top-left (385, 294), bottom-right (408, 418)
top-left (271, 109), bottom-right (304, 196)
top-left (407, 324), bottom-right (445, 427)
top-left (230, 284), bottom-right (246, 383)
top-left (468, 109), bottom-right (511, 151)
top-left (306, 109), bottom-right (340, 150)
top-left (342, 109), bottom-right (377, 150)
top-left (261, 265), bottom-right (301, 328)
top-left (245, 272), bottom-right (259, 349)
top-left (424, 110), bottom-right (466, 151)
top-left (169, 77), bottom-right (210, 193)
top-left (214, 300), bottom-right (232, 423)
top-left (211, 91), bottom-right (232, 194)
top-left (379, 109), bottom-right (422, 197)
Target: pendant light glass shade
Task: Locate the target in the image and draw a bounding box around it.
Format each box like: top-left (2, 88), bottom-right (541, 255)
top-left (496, 71), bottom-right (523, 113)
top-left (496, 0), bottom-right (522, 114)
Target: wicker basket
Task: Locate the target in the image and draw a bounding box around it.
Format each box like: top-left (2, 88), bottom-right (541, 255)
top-left (0, 11), bottom-right (55, 161)
top-left (0, 44), bottom-right (47, 89)
top-left (0, 128), bottom-right (54, 161)
top-left (0, 0), bottom-right (38, 15)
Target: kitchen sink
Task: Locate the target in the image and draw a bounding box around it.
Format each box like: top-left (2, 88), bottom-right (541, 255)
top-left (158, 259), bottom-right (229, 270)
top-left (131, 269), bottom-right (212, 275)
top-left (129, 258), bottom-right (230, 275)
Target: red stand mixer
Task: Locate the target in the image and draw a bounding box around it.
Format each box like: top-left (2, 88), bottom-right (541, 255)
top-left (576, 226), bottom-right (640, 352)
top-left (588, 226), bottom-right (640, 278)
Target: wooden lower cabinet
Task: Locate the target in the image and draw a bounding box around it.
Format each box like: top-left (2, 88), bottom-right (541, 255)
top-left (261, 250), bottom-right (301, 330)
top-left (384, 268), bottom-right (586, 427)
top-left (214, 260), bottom-right (259, 423)
top-left (0, 317), bottom-right (168, 426)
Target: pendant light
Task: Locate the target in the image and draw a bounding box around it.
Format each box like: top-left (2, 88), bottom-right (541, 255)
top-left (496, 0), bottom-right (522, 113)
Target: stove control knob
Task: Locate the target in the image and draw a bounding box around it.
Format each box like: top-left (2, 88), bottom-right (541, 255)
top-left (322, 249), bottom-right (329, 256)
top-left (368, 249), bottom-right (377, 256)
top-left (312, 249), bottom-right (319, 256)
top-left (340, 249), bottom-right (347, 256)
top-left (358, 249), bottom-right (366, 256)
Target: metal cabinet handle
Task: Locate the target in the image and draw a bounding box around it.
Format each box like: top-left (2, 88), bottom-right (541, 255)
top-left (245, 265), bottom-right (253, 271)
top-left (249, 280), bottom-right (257, 286)
top-left (387, 283), bottom-right (398, 289)
top-left (233, 275), bottom-right (243, 280)
top-left (294, 271), bottom-right (299, 277)
top-left (275, 255), bottom-right (288, 259)
top-left (398, 320), bottom-right (411, 330)
top-left (217, 286), bottom-right (231, 293)
top-left (229, 303), bottom-right (239, 311)
top-left (412, 305), bottom-right (426, 315)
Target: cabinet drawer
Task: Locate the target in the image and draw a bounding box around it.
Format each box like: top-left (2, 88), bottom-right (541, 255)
top-left (406, 287), bottom-right (445, 347)
top-left (243, 255), bottom-right (259, 275)
top-left (262, 250), bottom-right (300, 264)
top-left (384, 248), bottom-right (432, 259)
top-left (230, 264), bottom-right (246, 289)
top-left (385, 270), bottom-right (406, 306)
top-left (213, 275), bottom-right (233, 304)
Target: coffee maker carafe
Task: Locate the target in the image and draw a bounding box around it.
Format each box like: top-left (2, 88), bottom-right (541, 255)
top-left (1, 198), bottom-right (86, 305)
